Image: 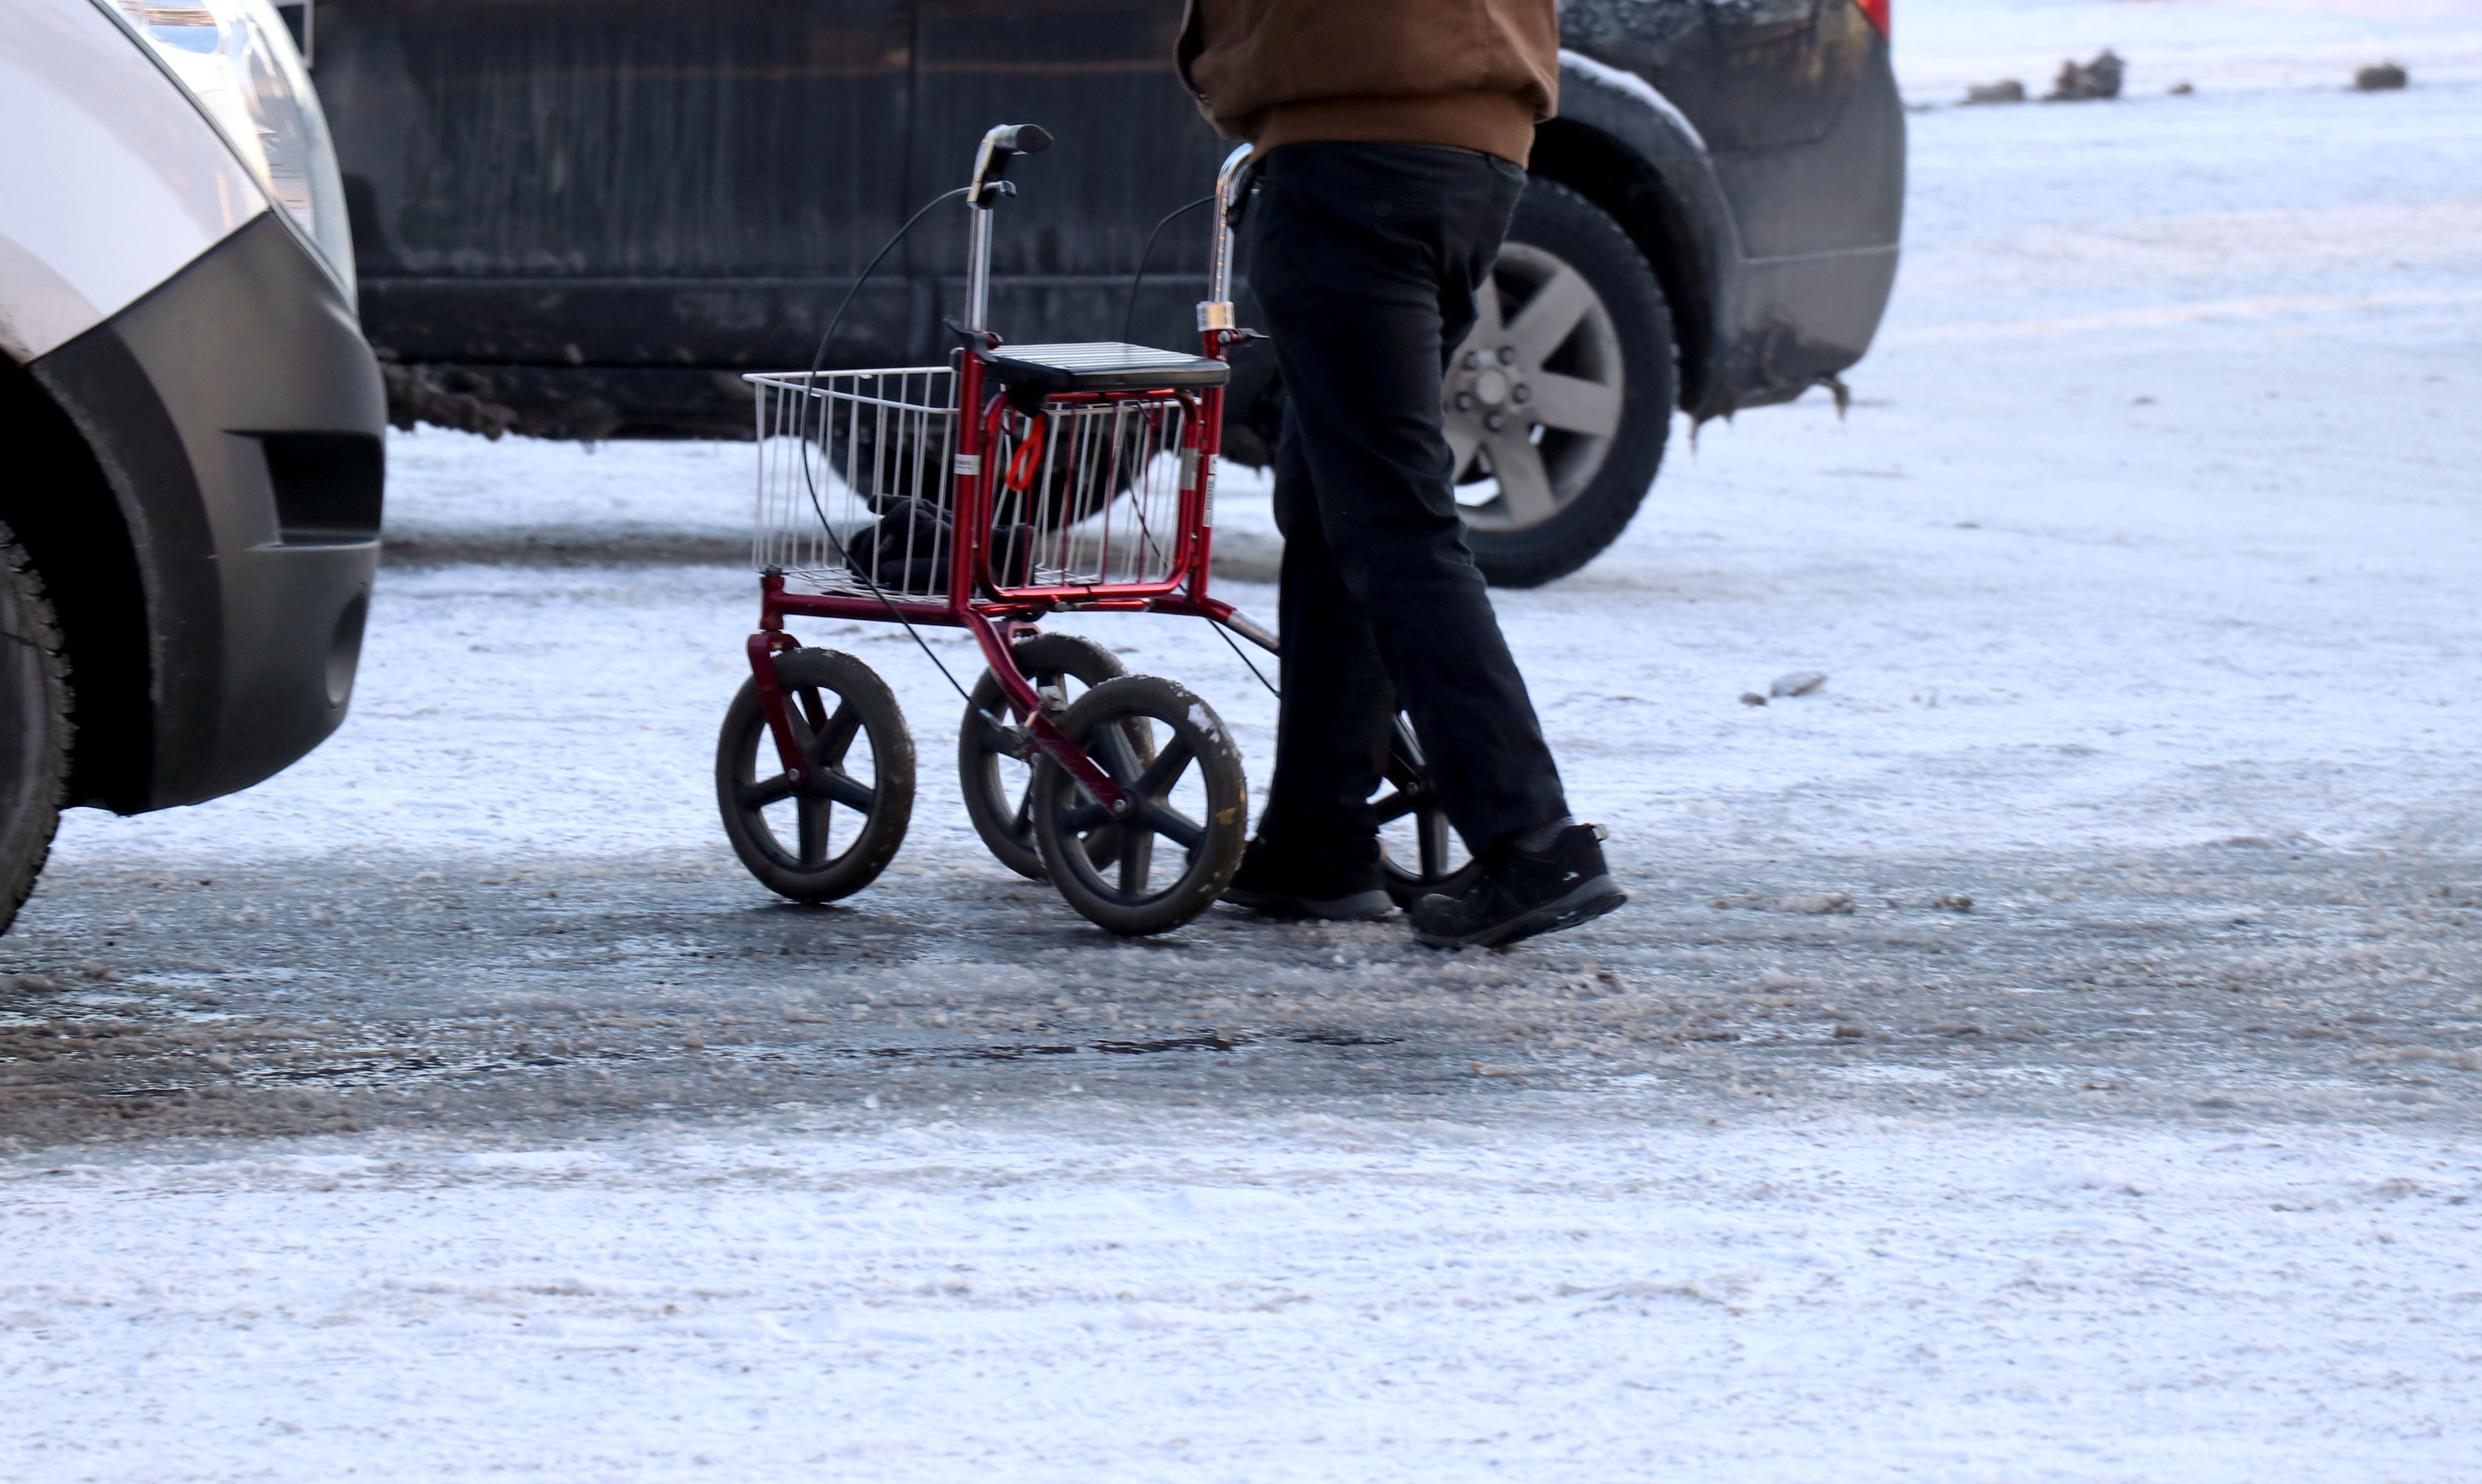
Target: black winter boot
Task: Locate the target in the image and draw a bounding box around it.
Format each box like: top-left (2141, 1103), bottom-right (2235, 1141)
top-left (1220, 834), bottom-right (1393, 920)
top-left (1409, 823), bottom-right (1624, 948)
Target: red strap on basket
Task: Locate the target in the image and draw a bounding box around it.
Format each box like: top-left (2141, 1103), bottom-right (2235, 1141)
top-left (1002, 415), bottom-right (1048, 493)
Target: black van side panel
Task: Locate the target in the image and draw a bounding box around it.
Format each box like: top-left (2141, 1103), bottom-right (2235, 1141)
top-left (324, 0), bottom-right (1903, 437)
top-left (30, 215), bottom-right (385, 812)
top-left (325, 0), bottom-right (927, 383)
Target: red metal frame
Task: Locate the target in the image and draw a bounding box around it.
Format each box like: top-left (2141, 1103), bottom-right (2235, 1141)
top-left (747, 326), bottom-right (1260, 819)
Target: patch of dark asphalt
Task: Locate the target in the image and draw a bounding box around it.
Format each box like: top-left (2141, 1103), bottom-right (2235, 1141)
top-left (0, 840), bottom-right (2475, 1151)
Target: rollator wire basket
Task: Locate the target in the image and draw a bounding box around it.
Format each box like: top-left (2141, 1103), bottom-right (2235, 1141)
top-left (749, 361), bottom-right (1203, 599)
top-left (750, 366), bottom-right (953, 586)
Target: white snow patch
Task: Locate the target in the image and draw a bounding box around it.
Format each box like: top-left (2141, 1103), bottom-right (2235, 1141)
top-left (0, 1116), bottom-right (2474, 1478)
top-left (1559, 47), bottom-right (1708, 151)
top-left (1895, 0), bottom-right (2482, 98)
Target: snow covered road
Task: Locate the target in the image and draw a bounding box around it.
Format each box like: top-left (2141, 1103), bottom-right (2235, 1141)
top-left (3, 1115), bottom-right (2476, 1480)
top-left (4, 0), bottom-right (2480, 1476)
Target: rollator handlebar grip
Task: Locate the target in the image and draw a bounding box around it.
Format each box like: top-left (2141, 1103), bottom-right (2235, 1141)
top-left (971, 124), bottom-right (1052, 205)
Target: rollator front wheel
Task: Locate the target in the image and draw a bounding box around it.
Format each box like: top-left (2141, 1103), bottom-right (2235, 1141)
top-left (957, 632), bottom-right (1132, 882)
top-left (716, 648), bottom-right (915, 903)
top-left (1031, 675), bottom-right (1246, 936)
top-left (1375, 715), bottom-right (1481, 908)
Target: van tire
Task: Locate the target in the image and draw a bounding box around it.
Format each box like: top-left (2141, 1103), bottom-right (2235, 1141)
top-left (0, 527), bottom-right (70, 935)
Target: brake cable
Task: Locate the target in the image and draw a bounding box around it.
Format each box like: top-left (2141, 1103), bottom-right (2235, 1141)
top-left (1120, 194), bottom-right (1217, 347)
top-left (788, 184), bottom-right (987, 713)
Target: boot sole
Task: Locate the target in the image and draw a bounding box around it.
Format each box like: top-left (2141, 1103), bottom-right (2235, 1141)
top-left (1221, 886), bottom-right (1396, 921)
top-left (1412, 875), bottom-right (1627, 949)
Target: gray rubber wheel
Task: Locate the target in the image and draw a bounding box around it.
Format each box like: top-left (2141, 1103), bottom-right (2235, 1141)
top-left (0, 526), bottom-right (68, 936)
top-left (1448, 179), bottom-right (1676, 588)
top-left (716, 647), bottom-right (913, 903)
top-left (1031, 675), bottom-right (1247, 936)
top-left (1374, 715), bottom-right (1481, 909)
top-left (958, 632), bottom-right (1129, 882)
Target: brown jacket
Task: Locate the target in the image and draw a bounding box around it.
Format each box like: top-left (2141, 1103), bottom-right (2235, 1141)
top-left (1175, 0), bottom-right (1560, 166)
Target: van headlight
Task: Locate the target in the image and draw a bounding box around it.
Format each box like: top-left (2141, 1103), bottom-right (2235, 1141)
top-left (101, 0), bottom-right (357, 308)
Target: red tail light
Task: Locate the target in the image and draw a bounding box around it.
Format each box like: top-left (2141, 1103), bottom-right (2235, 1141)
top-left (1854, 0), bottom-right (1889, 36)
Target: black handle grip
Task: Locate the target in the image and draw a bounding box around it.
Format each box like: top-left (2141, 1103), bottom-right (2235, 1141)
top-left (985, 124), bottom-right (1050, 182)
top-left (972, 124), bottom-right (1052, 204)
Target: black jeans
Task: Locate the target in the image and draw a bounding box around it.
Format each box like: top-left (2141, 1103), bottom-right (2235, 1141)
top-left (1246, 142), bottom-right (1569, 854)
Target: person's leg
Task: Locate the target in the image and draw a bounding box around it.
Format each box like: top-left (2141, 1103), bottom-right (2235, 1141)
top-left (1262, 419), bottom-right (1396, 846)
top-left (1218, 409), bottom-right (1396, 918)
top-left (1247, 143), bottom-right (1568, 852)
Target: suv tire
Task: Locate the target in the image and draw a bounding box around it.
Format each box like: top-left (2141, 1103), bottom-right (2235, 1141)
top-left (0, 525), bottom-right (70, 934)
top-left (1450, 179), bottom-right (1676, 588)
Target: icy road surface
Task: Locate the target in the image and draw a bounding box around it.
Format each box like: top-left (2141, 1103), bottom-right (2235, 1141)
top-left (6, 0), bottom-right (2482, 1477)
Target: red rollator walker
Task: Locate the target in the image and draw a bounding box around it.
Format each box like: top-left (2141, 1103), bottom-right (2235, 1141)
top-left (717, 126), bottom-right (1468, 935)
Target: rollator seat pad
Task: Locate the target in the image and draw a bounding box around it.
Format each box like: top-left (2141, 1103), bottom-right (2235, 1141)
top-left (980, 341), bottom-right (1229, 396)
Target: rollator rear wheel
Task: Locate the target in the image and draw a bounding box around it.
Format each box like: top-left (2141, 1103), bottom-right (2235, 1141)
top-left (1375, 715), bottom-right (1482, 908)
top-left (958, 632), bottom-right (1131, 882)
top-left (1031, 675), bottom-right (1247, 936)
top-left (716, 647), bottom-right (915, 903)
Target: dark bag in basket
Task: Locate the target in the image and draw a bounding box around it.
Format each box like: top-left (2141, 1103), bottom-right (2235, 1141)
top-left (845, 498), bottom-right (1037, 593)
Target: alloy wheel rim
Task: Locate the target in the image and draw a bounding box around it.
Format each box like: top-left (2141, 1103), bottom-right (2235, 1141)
top-left (1442, 241), bottom-right (1626, 532)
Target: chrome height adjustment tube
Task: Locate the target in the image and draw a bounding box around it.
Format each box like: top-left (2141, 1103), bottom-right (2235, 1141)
top-left (1197, 142), bottom-right (1253, 332)
top-left (963, 123), bottom-right (1051, 333)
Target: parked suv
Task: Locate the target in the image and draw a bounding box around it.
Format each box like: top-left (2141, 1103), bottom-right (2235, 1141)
top-left (321, 0), bottom-right (1901, 586)
top-left (0, 0), bottom-right (383, 930)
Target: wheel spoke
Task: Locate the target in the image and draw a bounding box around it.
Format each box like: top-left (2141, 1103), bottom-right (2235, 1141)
top-left (1488, 436), bottom-right (1560, 524)
top-left (1081, 821), bottom-right (1122, 869)
top-left (968, 707), bottom-right (1016, 756)
top-left (1130, 735), bottom-right (1195, 802)
top-left (1528, 370), bottom-right (1622, 438)
top-left (1506, 264), bottom-right (1596, 366)
top-left (792, 687), bottom-right (829, 734)
top-left (1141, 802), bottom-right (1205, 852)
top-left (810, 700), bottom-right (862, 768)
top-left (738, 774), bottom-right (796, 810)
top-left (1091, 717), bottom-right (1148, 786)
top-left (796, 796), bottom-right (834, 869)
top-left (812, 766), bottom-right (876, 813)
top-left (1371, 788), bottom-right (1419, 826)
top-left (1116, 826), bottom-right (1155, 895)
top-left (1418, 809), bottom-right (1451, 883)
